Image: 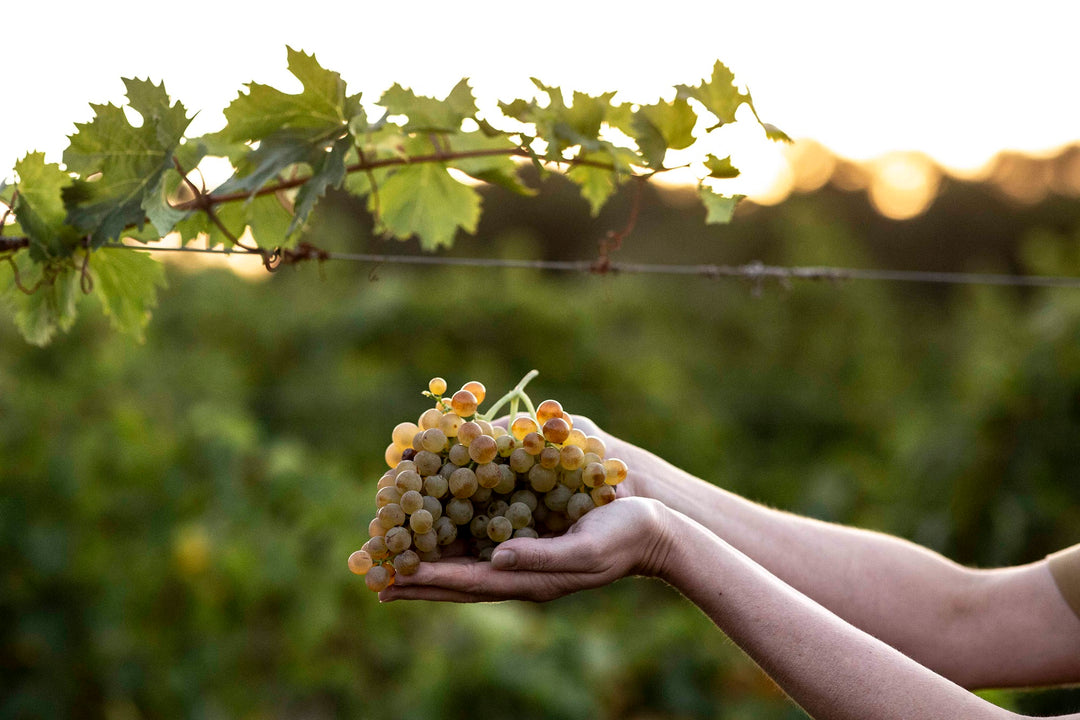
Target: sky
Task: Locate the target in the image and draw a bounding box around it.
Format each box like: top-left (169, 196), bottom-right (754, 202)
top-left (4, 0), bottom-right (1079, 201)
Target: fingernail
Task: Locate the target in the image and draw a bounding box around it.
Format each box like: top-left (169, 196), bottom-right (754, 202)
top-left (491, 549), bottom-right (516, 569)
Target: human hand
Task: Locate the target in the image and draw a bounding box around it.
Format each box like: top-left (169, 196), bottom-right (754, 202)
top-left (378, 497), bottom-right (672, 603)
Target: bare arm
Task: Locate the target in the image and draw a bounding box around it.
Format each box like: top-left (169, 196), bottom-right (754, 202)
top-left (576, 417), bottom-right (1080, 689)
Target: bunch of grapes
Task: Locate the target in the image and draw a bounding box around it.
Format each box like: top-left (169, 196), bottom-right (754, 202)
top-left (348, 370), bottom-right (628, 592)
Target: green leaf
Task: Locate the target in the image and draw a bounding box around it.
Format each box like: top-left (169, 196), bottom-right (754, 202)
top-left (445, 132), bottom-right (533, 196)
top-left (501, 82), bottom-right (616, 159)
top-left (704, 154), bottom-right (740, 179)
top-left (63, 78), bottom-right (191, 244)
top-left (374, 162), bottom-right (481, 250)
top-left (567, 163), bottom-right (615, 216)
top-left (379, 79), bottom-right (477, 132)
top-left (89, 246), bottom-right (166, 342)
top-left (762, 122), bottom-right (792, 143)
top-left (629, 98), bottom-right (698, 167)
top-left (698, 185), bottom-right (744, 224)
top-left (289, 135), bottom-right (350, 235)
top-left (219, 46), bottom-right (349, 143)
top-left (676, 61), bottom-right (749, 128)
top-left (13, 152), bottom-right (81, 259)
top-left (11, 262), bottom-right (81, 346)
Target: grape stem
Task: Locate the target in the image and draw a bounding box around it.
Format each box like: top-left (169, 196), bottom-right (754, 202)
top-left (478, 369), bottom-right (539, 424)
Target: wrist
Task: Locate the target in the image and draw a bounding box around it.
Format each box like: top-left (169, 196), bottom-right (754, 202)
top-left (633, 499), bottom-right (682, 580)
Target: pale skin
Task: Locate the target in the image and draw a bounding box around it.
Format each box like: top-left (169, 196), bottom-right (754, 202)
top-left (380, 416), bottom-right (1080, 720)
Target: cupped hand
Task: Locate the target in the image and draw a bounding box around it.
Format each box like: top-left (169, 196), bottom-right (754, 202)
top-left (379, 496), bottom-right (672, 603)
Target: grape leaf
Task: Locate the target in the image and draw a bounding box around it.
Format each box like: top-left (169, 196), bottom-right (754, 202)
top-left (626, 98), bottom-right (698, 168)
top-left (12, 153), bottom-right (81, 260)
top-left (11, 262), bottom-right (80, 346)
top-left (567, 163), bottom-right (615, 216)
top-left (89, 246), bottom-right (166, 342)
top-left (63, 78), bottom-right (191, 244)
top-left (445, 132), bottom-right (533, 196)
top-left (501, 82), bottom-right (616, 159)
top-left (676, 61), bottom-right (749, 128)
top-left (698, 185), bottom-right (744, 224)
top-left (379, 79), bottom-right (477, 132)
top-left (704, 154), bottom-right (740, 179)
top-left (374, 163), bottom-right (480, 250)
top-left (289, 135), bottom-right (350, 235)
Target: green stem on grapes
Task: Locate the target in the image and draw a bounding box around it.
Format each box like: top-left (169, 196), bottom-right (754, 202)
top-left (479, 369), bottom-right (539, 422)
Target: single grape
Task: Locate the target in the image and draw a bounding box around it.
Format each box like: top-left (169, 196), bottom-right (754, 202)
top-left (451, 390), bottom-right (478, 417)
top-left (567, 492), bottom-right (596, 522)
top-left (395, 460), bottom-right (417, 474)
top-left (486, 499), bottom-right (510, 518)
top-left (472, 485), bottom-right (493, 504)
top-left (384, 443), bottom-right (403, 468)
top-left (362, 535), bottom-right (389, 561)
top-left (522, 432), bottom-right (545, 455)
top-left (413, 529), bottom-right (438, 553)
top-left (470, 514), bottom-right (491, 539)
top-left (536, 399), bottom-right (564, 425)
top-left (377, 503), bottom-right (406, 529)
top-left (385, 525), bottom-right (412, 554)
top-left (462, 380), bottom-right (486, 404)
top-left (446, 497), bottom-right (474, 525)
top-left (582, 462), bottom-right (606, 488)
top-left (477, 544), bottom-right (495, 561)
top-left (428, 377), bottom-right (447, 395)
top-left (585, 435), bottom-right (607, 458)
top-left (439, 461), bottom-right (457, 479)
top-left (418, 548), bottom-right (442, 562)
top-left (421, 428), bottom-right (447, 453)
top-left (513, 527), bottom-right (539, 539)
top-left (439, 412), bottom-right (463, 438)
top-left (544, 511), bottom-right (570, 534)
top-left (560, 468), bottom-right (584, 491)
top-left (395, 470), bottom-right (423, 494)
top-left (457, 421), bottom-right (482, 447)
top-left (510, 489), bottom-right (538, 511)
top-left (365, 564), bottom-right (391, 592)
top-left (582, 451), bottom-right (602, 466)
top-left (423, 473), bottom-right (449, 499)
top-left (491, 425), bottom-right (508, 438)
top-left (449, 467), bottom-right (478, 498)
top-left (506, 501), bottom-right (533, 529)
top-left (510, 415), bottom-right (539, 441)
top-left (348, 549), bottom-right (373, 575)
top-left (421, 494), bottom-right (442, 520)
top-left (399, 490), bottom-right (424, 515)
top-left (565, 428), bottom-right (588, 449)
top-left (401, 448), bottom-right (417, 461)
top-left (604, 458), bottom-right (628, 485)
top-left (509, 447), bottom-right (535, 473)
top-left (544, 484), bottom-right (572, 513)
top-left (496, 434), bottom-right (516, 457)
top-left (475, 462), bottom-right (502, 489)
top-left (368, 517), bottom-right (387, 537)
top-left (469, 435), bottom-right (498, 464)
top-left (539, 446), bottom-right (561, 469)
top-left (411, 431), bottom-right (425, 451)
top-left (413, 450), bottom-right (442, 476)
top-left (376, 486), bottom-right (402, 508)
top-left (528, 465), bottom-right (558, 493)
top-left (418, 407), bottom-right (443, 430)
top-left (559, 445), bottom-right (585, 471)
top-left (393, 421), bottom-right (421, 448)
top-left (590, 484), bottom-right (616, 506)
top-left (487, 516), bottom-right (513, 542)
top-left (409, 508), bottom-right (434, 534)
top-left (542, 417), bottom-right (571, 444)
top-left (475, 419), bottom-right (495, 436)
top-left (448, 443), bottom-right (471, 466)
top-left (393, 550), bottom-right (421, 576)
top-left (434, 515), bottom-right (459, 544)
top-left (494, 465), bottom-right (516, 494)
top-left (377, 473), bottom-right (396, 490)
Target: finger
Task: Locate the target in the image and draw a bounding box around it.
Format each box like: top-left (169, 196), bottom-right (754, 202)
top-left (489, 533), bottom-right (603, 574)
top-left (379, 585), bottom-right (503, 603)
top-left (392, 554), bottom-right (588, 600)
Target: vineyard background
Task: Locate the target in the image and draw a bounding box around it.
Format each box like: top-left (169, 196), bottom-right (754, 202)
top-left (4, 142), bottom-right (1080, 719)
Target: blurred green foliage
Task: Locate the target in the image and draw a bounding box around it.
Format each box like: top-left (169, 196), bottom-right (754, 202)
top-left (2, 169), bottom-right (1080, 719)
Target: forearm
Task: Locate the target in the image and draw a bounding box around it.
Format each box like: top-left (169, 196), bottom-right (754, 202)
top-left (657, 511), bottom-right (1032, 720)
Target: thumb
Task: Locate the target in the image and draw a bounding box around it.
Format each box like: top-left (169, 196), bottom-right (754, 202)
top-left (491, 532), bottom-right (600, 574)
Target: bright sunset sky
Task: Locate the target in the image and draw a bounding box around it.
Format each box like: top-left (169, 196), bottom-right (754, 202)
top-left (4, 0), bottom-right (1078, 201)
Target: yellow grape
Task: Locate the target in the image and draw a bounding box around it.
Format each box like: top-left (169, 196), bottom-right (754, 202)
top-left (462, 380), bottom-right (486, 404)
top-left (582, 462), bottom-right (606, 488)
top-left (604, 458), bottom-right (628, 485)
top-left (439, 412), bottom-right (463, 438)
top-left (384, 443), bottom-right (403, 468)
top-left (565, 428), bottom-right (588, 449)
top-left (542, 417), bottom-right (570, 444)
top-left (522, 432), bottom-right (545, 455)
top-left (511, 415), bottom-right (538, 440)
top-left (469, 435), bottom-right (498, 464)
top-left (428, 377), bottom-right (447, 395)
top-left (536, 399), bottom-right (564, 425)
top-left (451, 390), bottom-right (478, 417)
top-left (348, 550), bottom-right (373, 575)
top-left (590, 484), bottom-right (616, 506)
top-left (457, 421), bottom-right (482, 447)
top-left (560, 444), bottom-right (585, 470)
top-left (585, 435), bottom-right (607, 458)
top-left (368, 518), bottom-right (387, 538)
top-left (418, 408), bottom-right (443, 430)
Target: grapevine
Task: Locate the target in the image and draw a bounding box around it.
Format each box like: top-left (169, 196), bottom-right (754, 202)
top-left (0, 47), bottom-right (787, 346)
top-left (348, 371), bottom-right (629, 591)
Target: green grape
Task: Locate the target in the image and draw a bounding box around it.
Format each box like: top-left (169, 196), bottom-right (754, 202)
top-left (539, 446), bottom-right (561, 469)
top-left (377, 473), bottom-right (396, 490)
top-left (421, 428), bottom-right (448, 453)
top-left (585, 435), bottom-right (606, 458)
top-left (395, 470), bottom-right (423, 493)
top-left (565, 428), bottom-right (588, 449)
top-left (439, 412), bottom-right (463, 438)
top-left (446, 497), bottom-right (474, 525)
top-left (413, 529), bottom-right (438, 553)
top-left (365, 564), bottom-right (392, 592)
top-left (528, 465), bottom-right (558, 493)
top-left (448, 443), bottom-right (471, 466)
top-left (506, 501), bottom-right (533, 529)
top-left (449, 467), bottom-right (478, 498)
top-left (434, 515), bottom-right (459, 544)
top-left (475, 461), bottom-right (503, 489)
top-left (542, 417), bottom-right (571, 444)
top-left (393, 459), bottom-right (416, 475)
top-left (368, 518), bottom-right (387, 538)
top-left (560, 468), bottom-right (584, 491)
top-left (376, 486), bottom-right (402, 508)
top-left (348, 549), bottom-right (373, 575)
top-left (511, 415), bottom-right (539, 440)
top-left (486, 499), bottom-right (510, 518)
top-left (418, 407), bottom-right (443, 430)
top-left (582, 451), bottom-right (602, 466)
top-left (393, 549), bottom-right (421, 576)
top-left (514, 527), bottom-right (539, 539)
top-left (393, 421), bottom-right (421, 448)
top-left (487, 516), bottom-right (513, 542)
top-left (590, 484), bottom-right (616, 506)
top-left (400, 489), bottom-right (424, 514)
top-left (475, 419), bottom-right (495, 436)
top-left (509, 447), bottom-right (535, 473)
top-left (496, 434), bottom-right (516, 457)
top-left (385, 443), bottom-right (404, 468)
top-left (423, 473), bottom-right (449, 499)
top-left (582, 462), bottom-right (606, 488)
top-left (470, 514), bottom-right (491, 539)
top-left (544, 484), bottom-right (572, 513)
top-left (377, 503), bottom-right (406, 529)
top-left (522, 431), bottom-right (545, 455)
top-left (468, 434), bottom-right (498, 464)
top-left (462, 380), bottom-right (486, 404)
top-left (421, 494), bottom-right (442, 520)
top-left (451, 389), bottom-right (478, 417)
top-left (472, 485), bottom-right (493, 504)
top-left (604, 458), bottom-right (628, 485)
top-left (428, 377), bottom-right (447, 395)
top-left (567, 492), bottom-right (596, 522)
top-left (477, 544), bottom-right (495, 561)
top-left (439, 461), bottom-right (457, 478)
top-left (414, 449), bottom-right (442, 476)
top-left (536, 398), bottom-right (564, 425)
top-left (362, 535), bottom-right (389, 561)
top-left (494, 465), bottom-right (516, 494)
top-left (457, 421), bottom-right (482, 446)
top-left (509, 489), bottom-right (538, 511)
top-left (409, 509), bottom-right (434, 533)
top-left (559, 445), bottom-right (585, 471)
top-left (385, 526), bottom-right (412, 554)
